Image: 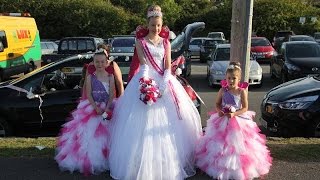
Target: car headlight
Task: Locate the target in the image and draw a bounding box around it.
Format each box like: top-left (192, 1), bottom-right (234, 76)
top-left (285, 62), bottom-right (300, 72)
top-left (278, 95), bottom-right (319, 110)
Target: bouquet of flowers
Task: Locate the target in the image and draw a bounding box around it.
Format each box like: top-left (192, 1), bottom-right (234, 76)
top-left (222, 104), bottom-right (236, 113)
top-left (102, 111), bottom-right (112, 121)
top-left (139, 77), bottom-right (160, 106)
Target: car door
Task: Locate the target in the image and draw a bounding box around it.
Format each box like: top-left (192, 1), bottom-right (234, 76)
top-left (273, 43), bottom-right (285, 77)
top-left (38, 57), bottom-right (88, 130)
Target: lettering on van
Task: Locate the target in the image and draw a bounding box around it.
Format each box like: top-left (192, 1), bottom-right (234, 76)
top-left (16, 30), bottom-right (31, 40)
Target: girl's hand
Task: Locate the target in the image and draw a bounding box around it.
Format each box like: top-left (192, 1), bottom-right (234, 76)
top-left (95, 107), bottom-right (103, 115)
top-left (226, 112), bottom-right (235, 119)
top-left (218, 110), bottom-right (224, 117)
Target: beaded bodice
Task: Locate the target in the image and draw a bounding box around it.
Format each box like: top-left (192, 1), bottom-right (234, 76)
top-left (91, 74), bottom-right (109, 102)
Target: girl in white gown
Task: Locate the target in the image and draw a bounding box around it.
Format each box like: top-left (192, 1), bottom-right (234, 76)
top-left (109, 5), bottom-right (202, 180)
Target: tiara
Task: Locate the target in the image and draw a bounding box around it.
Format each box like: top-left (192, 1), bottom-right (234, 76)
top-left (95, 48), bottom-right (109, 58)
top-left (147, 10), bottom-right (162, 18)
top-left (227, 64), bottom-right (241, 70)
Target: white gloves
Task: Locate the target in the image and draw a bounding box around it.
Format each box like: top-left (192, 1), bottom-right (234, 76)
top-left (159, 69), bottom-right (171, 94)
top-left (140, 64), bottom-right (149, 78)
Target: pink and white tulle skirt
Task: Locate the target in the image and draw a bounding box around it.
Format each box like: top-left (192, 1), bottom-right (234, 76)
top-left (195, 111), bottom-right (272, 180)
top-left (55, 100), bottom-right (110, 176)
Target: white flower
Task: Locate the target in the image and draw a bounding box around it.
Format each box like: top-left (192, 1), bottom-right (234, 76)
top-left (230, 106), bottom-right (236, 113)
top-left (109, 56), bottom-right (115, 61)
top-left (147, 100), bottom-right (153, 106)
top-left (175, 68), bottom-right (182, 76)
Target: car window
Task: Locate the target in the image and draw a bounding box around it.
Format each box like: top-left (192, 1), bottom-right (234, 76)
top-left (68, 40), bottom-right (77, 51)
top-left (314, 33), bottom-right (320, 39)
top-left (190, 39), bottom-right (202, 45)
top-left (22, 75), bottom-right (45, 94)
top-left (41, 43), bottom-right (47, 49)
top-left (251, 38), bottom-right (270, 46)
top-left (87, 40), bottom-right (95, 51)
top-left (204, 40), bottom-right (217, 46)
top-left (112, 38), bottom-right (135, 47)
top-left (60, 41), bottom-right (68, 51)
top-left (78, 40), bottom-right (86, 50)
top-left (290, 36), bottom-right (314, 41)
top-left (215, 48), bottom-right (230, 61)
top-left (286, 44), bottom-right (320, 58)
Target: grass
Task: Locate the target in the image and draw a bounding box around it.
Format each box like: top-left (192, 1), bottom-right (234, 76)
top-left (0, 137), bottom-right (320, 162)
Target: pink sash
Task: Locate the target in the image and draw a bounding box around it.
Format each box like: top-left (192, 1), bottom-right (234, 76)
top-left (140, 38), bottom-right (182, 120)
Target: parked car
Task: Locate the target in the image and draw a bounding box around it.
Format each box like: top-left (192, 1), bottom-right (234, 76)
top-left (314, 32), bottom-right (320, 43)
top-left (272, 30), bottom-right (295, 52)
top-left (251, 37), bottom-right (275, 63)
top-left (207, 43), bottom-right (263, 87)
top-left (200, 38), bottom-right (225, 63)
top-left (288, 35), bottom-right (316, 42)
top-left (40, 41), bottom-right (58, 55)
top-left (110, 36), bottom-right (135, 53)
top-left (207, 32), bottom-right (225, 41)
top-left (41, 37), bottom-right (104, 65)
top-left (270, 41), bottom-right (320, 83)
top-left (260, 75), bottom-right (320, 137)
top-left (0, 22), bottom-right (206, 137)
top-left (189, 37), bottom-right (206, 60)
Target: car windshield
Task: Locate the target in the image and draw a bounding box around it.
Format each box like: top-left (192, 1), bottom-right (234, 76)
top-left (275, 31), bottom-right (293, 38)
top-left (215, 48), bottom-right (230, 61)
top-left (251, 38), bottom-right (270, 46)
top-left (314, 33), bottom-right (320, 39)
top-left (290, 36), bottom-right (314, 41)
top-left (190, 39), bottom-right (202, 45)
top-left (204, 40), bottom-right (222, 46)
top-left (208, 33), bottom-right (222, 39)
top-left (112, 38), bottom-right (135, 47)
top-left (287, 44), bottom-right (320, 58)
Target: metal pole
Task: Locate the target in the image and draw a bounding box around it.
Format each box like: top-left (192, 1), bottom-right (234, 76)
top-left (230, 0), bottom-right (254, 82)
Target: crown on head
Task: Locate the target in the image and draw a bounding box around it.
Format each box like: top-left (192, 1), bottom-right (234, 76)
top-left (147, 10), bottom-right (162, 18)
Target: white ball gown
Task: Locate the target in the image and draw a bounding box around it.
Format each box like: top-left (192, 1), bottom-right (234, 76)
top-left (195, 86), bottom-right (272, 180)
top-left (109, 38), bottom-right (202, 180)
top-left (55, 74), bottom-right (111, 176)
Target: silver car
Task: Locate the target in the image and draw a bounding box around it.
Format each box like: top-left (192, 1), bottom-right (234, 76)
top-left (207, 44), bottom-right (263, 87)
top-left (189, 37), bottom-right (208, 60)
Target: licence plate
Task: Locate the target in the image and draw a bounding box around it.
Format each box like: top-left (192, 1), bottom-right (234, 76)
top-left (266, 105), bottom-right (273, 113)
top-left (260, 118), bottom-right (268, 128)
top-left (257, 55), bottom-right (265, 58)
top-left (61, 67), bottom-right (75, 73)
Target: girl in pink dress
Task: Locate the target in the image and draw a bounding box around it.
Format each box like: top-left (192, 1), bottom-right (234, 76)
top-left (55, 51), bottom-right (115, 176)
top-left (196, 62), bottom-right (272, 180)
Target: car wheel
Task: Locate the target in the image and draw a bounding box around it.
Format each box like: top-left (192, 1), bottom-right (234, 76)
top-left (270, 66), bottom-right (276, 79)
top-left (313, 119), bottom-right (320, 137)
top-left (0, 117), bottom-right (13, 137)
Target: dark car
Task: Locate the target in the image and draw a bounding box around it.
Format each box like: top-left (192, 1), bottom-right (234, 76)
top-left (0, 54), bottom-right (93, 137)
top-left (0, 22), bottom-right (205, 137)
top-left (270, 41), bottom-right (320, 83)
top-left (260, 75), bottom-right (320, 137)
top-left (200, 38), bottom-right (225, 63)
top-left (110, 36), bottom-right (135, 53)
top-left (288, 35), bottom-right (316, 42)
top-left (272, 30), bottom-right (295, 52)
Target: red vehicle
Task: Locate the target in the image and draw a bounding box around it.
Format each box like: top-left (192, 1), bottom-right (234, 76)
top-left (251, 37), bottom-right (275, 63)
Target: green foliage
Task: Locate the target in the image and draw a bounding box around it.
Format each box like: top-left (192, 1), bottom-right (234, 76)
top-left (1, 0), bottom-right (320, 40)
top-left (253, 0), bottom-right (320, 40)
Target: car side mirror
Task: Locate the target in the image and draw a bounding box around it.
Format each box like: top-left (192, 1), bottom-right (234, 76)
top-left (0, 41), bottom-right (4, 52)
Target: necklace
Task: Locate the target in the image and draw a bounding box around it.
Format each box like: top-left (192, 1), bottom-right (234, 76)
top-left (147, 36), bottom-right (160, 45)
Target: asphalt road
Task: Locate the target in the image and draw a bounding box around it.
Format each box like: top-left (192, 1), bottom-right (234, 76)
top-left (1, 61), bottom-right (319, 180)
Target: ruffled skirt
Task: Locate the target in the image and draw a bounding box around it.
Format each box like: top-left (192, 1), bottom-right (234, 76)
top-left (196, 111), bottom-right (272, 180)
top-left (109, 71), bottom-right (202, 180)
top-left (55, 100), bottom-right (110, 176)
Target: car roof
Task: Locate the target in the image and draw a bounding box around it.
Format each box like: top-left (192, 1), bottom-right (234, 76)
top-left (284, 41), bottom-right (318, 45)
top-left (191, 37), bottom-right (212, 40)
